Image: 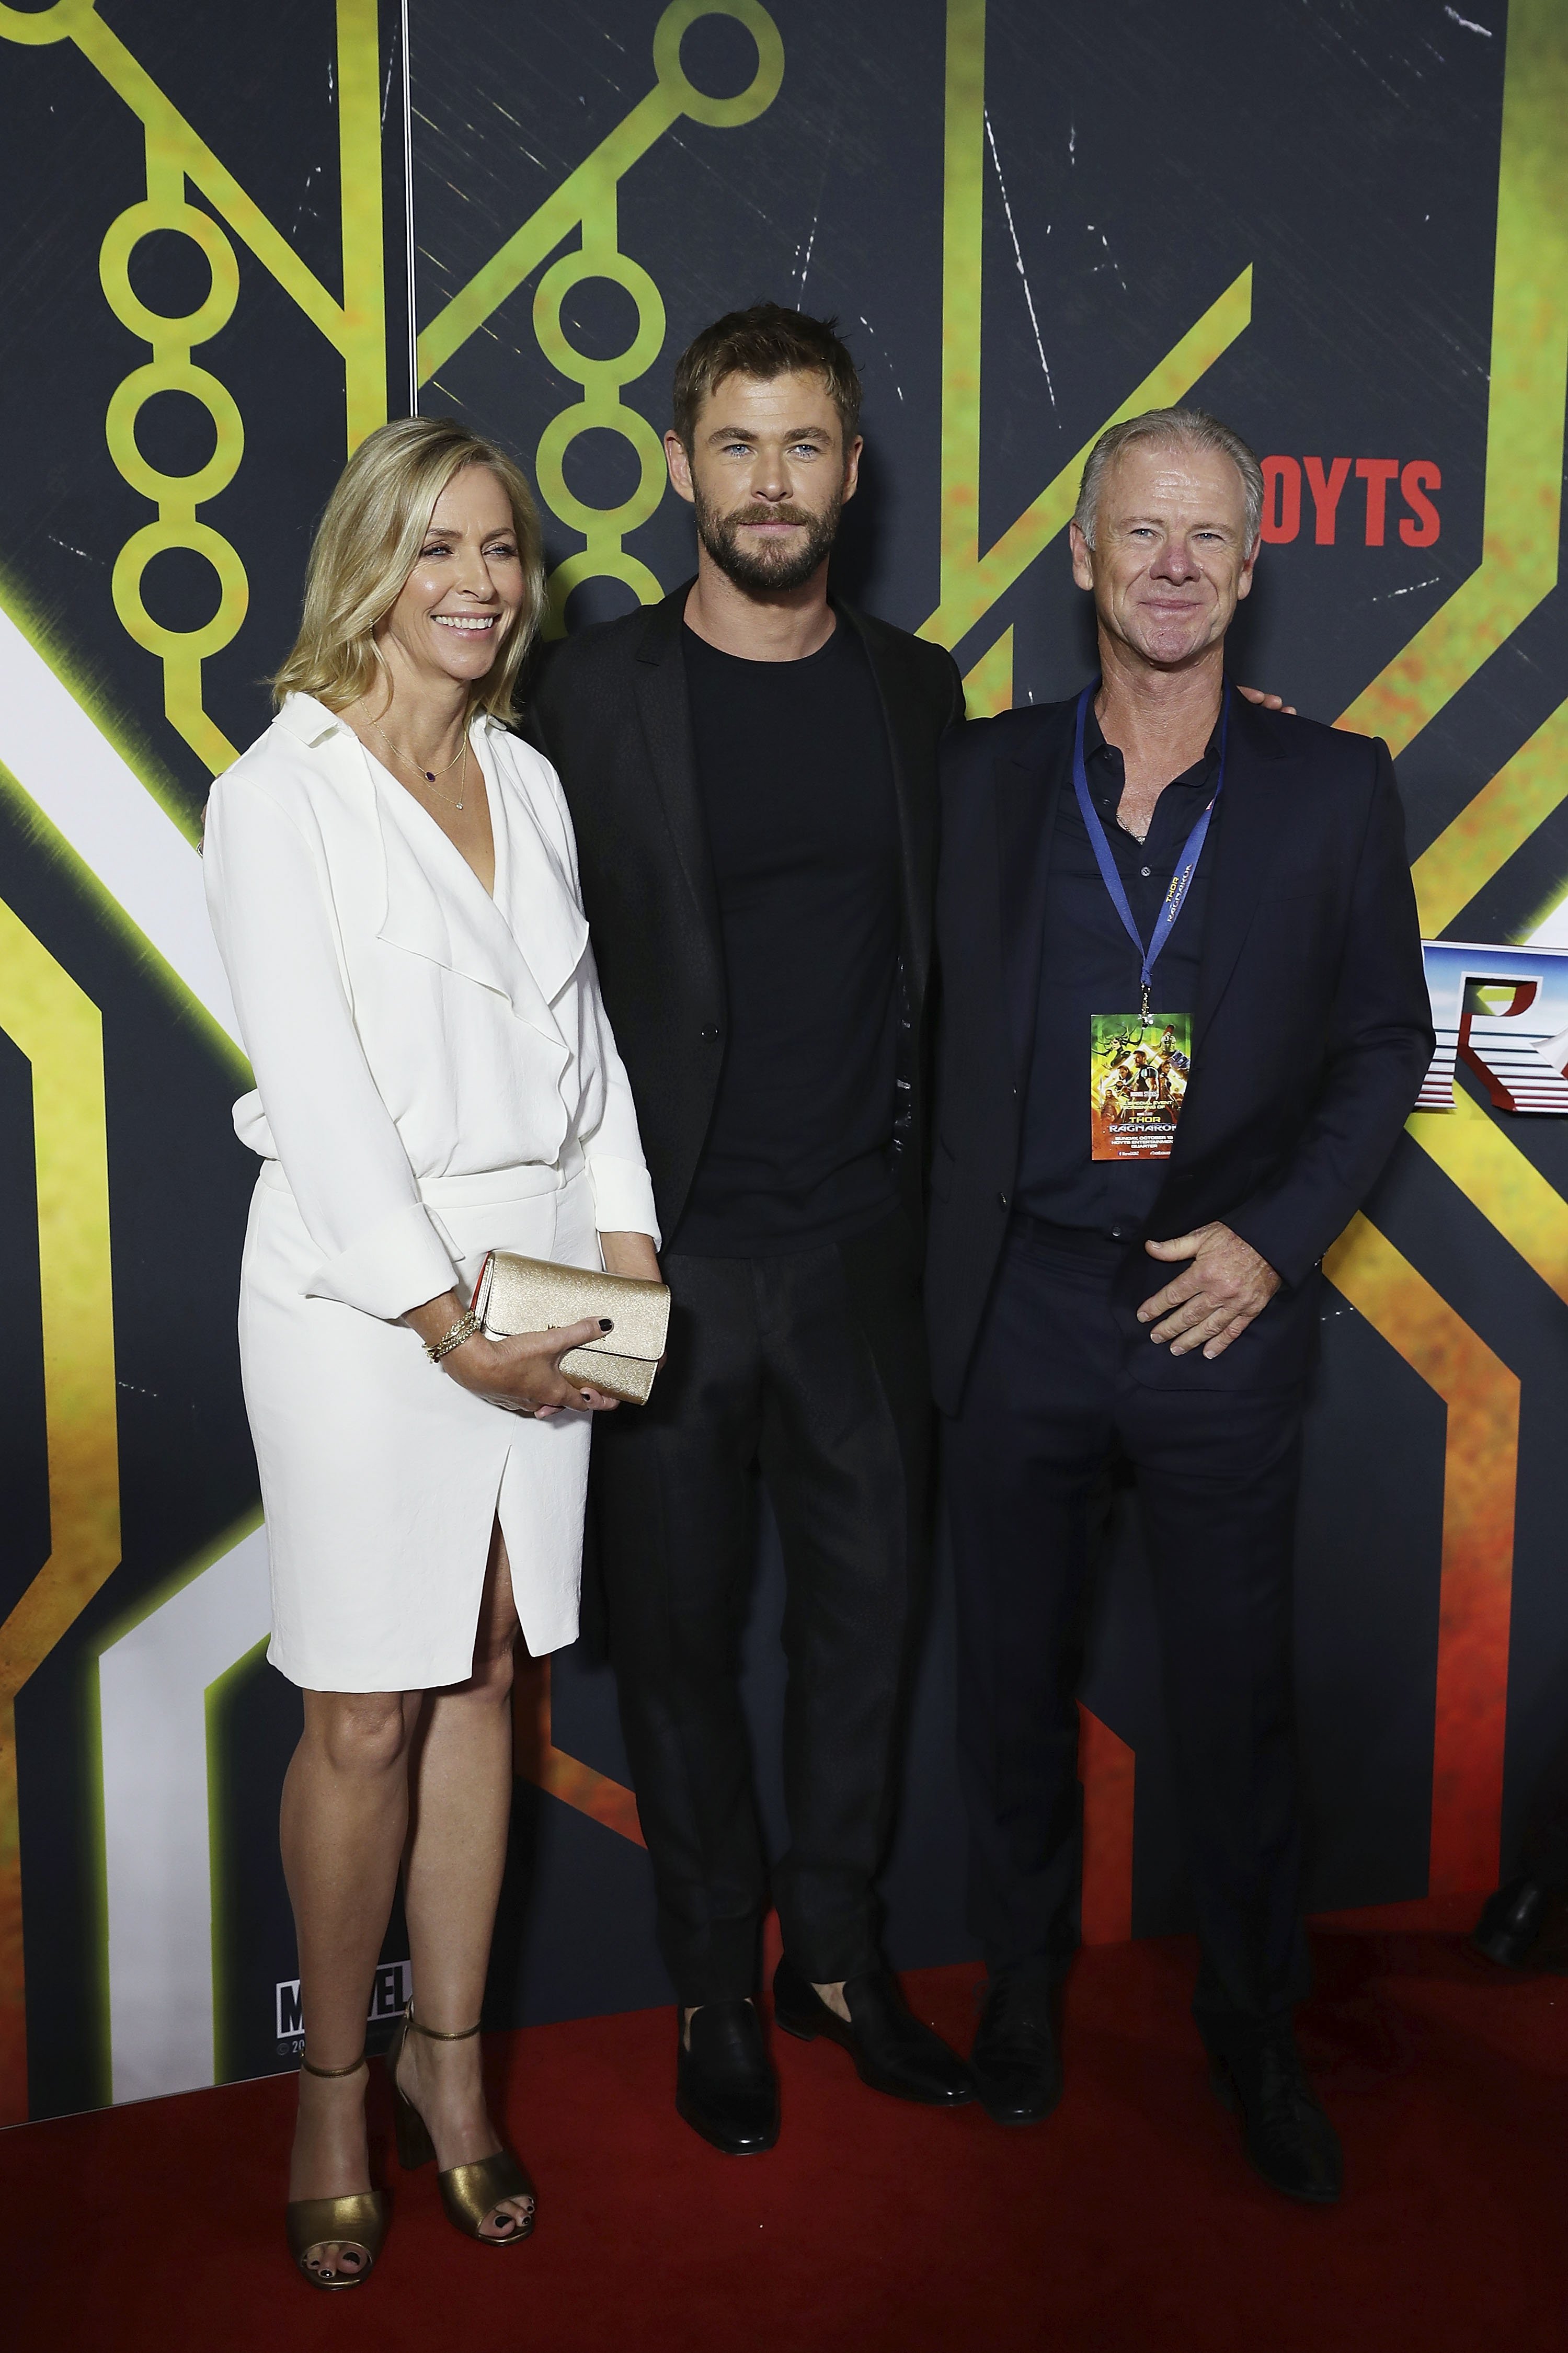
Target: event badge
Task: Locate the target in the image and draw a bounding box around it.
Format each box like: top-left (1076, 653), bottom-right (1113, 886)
top-left (1070, 680), bottom-right (1230, 1166)
top-left (1091, 1014), bottom-right (1193, 1161)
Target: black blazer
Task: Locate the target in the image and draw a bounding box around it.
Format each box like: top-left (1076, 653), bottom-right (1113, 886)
top-left (925, 689), bottom-right (1435, 1414)
top-left (524, 584), bottom-right (964, 1243)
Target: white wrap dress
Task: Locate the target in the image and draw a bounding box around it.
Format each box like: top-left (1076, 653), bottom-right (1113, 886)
top-left (204, 693), bottom-right (659, 1692)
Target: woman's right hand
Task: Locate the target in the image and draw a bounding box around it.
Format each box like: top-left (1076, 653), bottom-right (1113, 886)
top-left (442, 1318), bottom-right (620, 1418)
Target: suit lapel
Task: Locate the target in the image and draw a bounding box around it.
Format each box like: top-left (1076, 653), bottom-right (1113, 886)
top-left (1146, 693), bottom-right (1296, 1218)
top-left (632, 588), bottom-right (722, 951)
top-left (476, 725), bottom-right (588, 1008)
top-left (842, 603), bottom-right (936, 1007)
top-left (374, 745), bottom-right (572, 1048)
top-left (995, 712), bottom-right (1071, 1079)
top-left (1192, 693), bottom-right (1293, 1047)
top-left (274, 698), bottom-right (574, 1049)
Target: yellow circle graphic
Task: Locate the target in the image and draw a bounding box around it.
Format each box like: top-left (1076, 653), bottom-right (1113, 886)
top-left (105, 362), bottom-right (244, 508)
top-left (652, 0), bottom-right (785, 127)
top-left (99, 200), bottom-right (241, 348)
top-left (112, 519), bottom-right (249, 662)
top-left (533, 250), bottom-right (667, 385)
top-left (0, 0), bottom-right (94, 46)
top-left (536, 401), bottom-right (669, 540)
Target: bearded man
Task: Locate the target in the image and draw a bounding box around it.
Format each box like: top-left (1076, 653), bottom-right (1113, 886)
top-left (525, 306), bottom-right (972, 2151)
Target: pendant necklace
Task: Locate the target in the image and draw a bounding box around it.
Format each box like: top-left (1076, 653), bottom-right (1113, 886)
top-left (368, 716), bottom-right (468, 810)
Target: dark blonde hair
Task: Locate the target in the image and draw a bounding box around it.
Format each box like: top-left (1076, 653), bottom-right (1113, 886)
top-left (271, 416), bottom-right (548, 719)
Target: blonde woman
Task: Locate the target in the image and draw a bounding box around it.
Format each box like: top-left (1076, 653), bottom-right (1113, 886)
top-left (204, 417), bottom-right (661, 2289)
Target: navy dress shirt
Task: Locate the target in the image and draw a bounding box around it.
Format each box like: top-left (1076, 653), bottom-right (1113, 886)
top-left (1017, 705), bottom-right (1221, 1236)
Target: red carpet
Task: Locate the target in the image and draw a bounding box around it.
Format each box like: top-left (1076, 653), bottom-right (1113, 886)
top-left (5, 1915), bottom-right (1564, 2352)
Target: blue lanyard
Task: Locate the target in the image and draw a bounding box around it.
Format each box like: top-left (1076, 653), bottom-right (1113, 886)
top-left (1071, 680), bottom-right (1230, 1020)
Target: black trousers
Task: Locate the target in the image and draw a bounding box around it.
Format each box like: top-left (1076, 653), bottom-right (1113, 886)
top-left (594, 1209), bottom-right (930, 2004)
top-left (1520, 1722), bottom-right (1568, 1888)
top-left (943, 1221), bottom-right (1311, 2036)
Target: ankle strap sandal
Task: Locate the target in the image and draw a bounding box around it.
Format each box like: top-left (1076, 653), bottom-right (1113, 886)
top-left (386, 2008), bottom-right (536, 2246)
top-left (286, 2050), bottom-right (387, 2290)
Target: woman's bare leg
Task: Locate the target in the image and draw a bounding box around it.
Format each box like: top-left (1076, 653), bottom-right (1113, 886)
top-left (282, 1686), bottom-right (422, 2281)
top-left (398, 1523), bottom-right (533, 2238)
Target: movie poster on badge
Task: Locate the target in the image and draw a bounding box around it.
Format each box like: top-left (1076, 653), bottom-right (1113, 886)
top-left (1090, 1014), bottom-right (1191, 1161)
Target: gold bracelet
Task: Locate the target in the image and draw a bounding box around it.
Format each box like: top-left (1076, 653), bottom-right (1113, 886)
top-left (425, 1308), bottom-right (483, 1364)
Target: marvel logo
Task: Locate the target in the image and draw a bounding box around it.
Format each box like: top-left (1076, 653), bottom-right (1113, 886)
top-left (276, 1958), bottom-right (412, 2043)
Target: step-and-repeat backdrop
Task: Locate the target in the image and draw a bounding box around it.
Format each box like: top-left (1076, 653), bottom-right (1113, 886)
top-left (2, 0), bottom-right (1565, 2123)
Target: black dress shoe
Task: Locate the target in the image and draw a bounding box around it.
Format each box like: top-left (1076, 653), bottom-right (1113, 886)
top-left (676, 2001), bottom-right (780, 2155)
top-left (1208, 2027), bottom-right (1342, 2205)
top-left (1472, 1875), bottom-right (1556, 1969)
top-left (971, 1974), bottom-right (1062, 2127)
top-left (772, 1955), bottom-right (972, 2105)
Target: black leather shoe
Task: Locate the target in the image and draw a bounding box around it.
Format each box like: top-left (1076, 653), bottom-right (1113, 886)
top-left (675, 2001), bottom-right (780, 2155)
top-left (1472, 1875), bottom-right (1555, 1969)
top-left (971, 1974), bottom-right (1062, 2127)
top-left (772, 1955), bottom-right (972, 2105)
top-left (1208, 2028), bottom-right (1342, 2204)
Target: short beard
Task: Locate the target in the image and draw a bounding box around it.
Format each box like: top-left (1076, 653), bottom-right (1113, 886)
top-left (691, 481), bottom-right (843, 595)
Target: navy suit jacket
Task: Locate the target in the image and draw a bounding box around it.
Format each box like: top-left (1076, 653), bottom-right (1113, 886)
top-left (924, 687), bottom-right (1435, 1414)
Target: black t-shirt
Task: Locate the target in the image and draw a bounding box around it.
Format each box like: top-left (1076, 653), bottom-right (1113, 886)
top-left (1017, 705), bottom-right (1221, 1235)
top-left (672, 620), bottom-right (902, 1258)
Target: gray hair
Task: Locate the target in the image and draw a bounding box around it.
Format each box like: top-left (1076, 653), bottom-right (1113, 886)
top-left (1072, 407), bottom-right (1263, 553)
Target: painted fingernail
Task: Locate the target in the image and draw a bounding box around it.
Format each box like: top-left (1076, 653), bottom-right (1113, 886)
top-left (599, 1318), bottom-right (614, 1331)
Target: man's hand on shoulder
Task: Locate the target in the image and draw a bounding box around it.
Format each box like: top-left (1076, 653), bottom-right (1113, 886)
top-left (1138, 1223), bottom-right (1281, 1358)
top-left (1237, 686), bottom-right (1297, 715)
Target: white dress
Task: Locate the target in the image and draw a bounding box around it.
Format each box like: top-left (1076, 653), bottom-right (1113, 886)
top-left (203, 693), bottom-right (659, 1692)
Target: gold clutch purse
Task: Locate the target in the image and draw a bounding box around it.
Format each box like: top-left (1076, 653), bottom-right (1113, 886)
top-left (471, 1252), bottom-right (670, 1406)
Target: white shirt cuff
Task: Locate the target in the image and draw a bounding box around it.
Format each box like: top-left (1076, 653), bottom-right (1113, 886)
top-left (305, 1198), bottom-right (461, 1320)
top-left (585, 1153), bottom-right (661, 1249)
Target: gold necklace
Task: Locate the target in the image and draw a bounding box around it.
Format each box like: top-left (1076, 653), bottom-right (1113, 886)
top-left (367, 716), bottom-right (469, 810)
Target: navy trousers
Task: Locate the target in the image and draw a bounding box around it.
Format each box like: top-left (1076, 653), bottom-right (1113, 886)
top-left (942, 1219), bottom-right (1312, 2039)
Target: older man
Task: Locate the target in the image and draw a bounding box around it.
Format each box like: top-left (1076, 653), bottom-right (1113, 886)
top-left (927, 408), bottom-right (1433, 2199)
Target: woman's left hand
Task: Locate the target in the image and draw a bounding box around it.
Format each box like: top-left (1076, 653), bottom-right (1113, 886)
top-left (597, 1229), bottom-right (667, 1385)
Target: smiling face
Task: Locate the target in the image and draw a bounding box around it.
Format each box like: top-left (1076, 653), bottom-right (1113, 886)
top-left (375, 463), bottom-right (525, 689)
top-left (1069, 438), bottom-right (1256, 672)
top-left (665, 368), bottom-right (862, 595)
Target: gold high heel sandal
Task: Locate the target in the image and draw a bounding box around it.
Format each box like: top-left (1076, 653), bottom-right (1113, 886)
top-left (386, 2007), bottom-right (536, 2245)
top-left (285, 2052), bottom-right (388, 2290)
